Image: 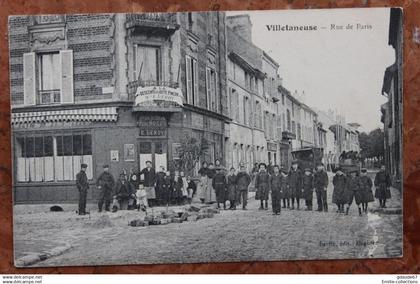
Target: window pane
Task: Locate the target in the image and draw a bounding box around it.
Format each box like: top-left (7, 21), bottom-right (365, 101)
top-left (82, 134), bottom-right (92, 155)
top-left (73, 134), bottom-right (82, 155)
top-left (63, 135), bottom-right (73, 156)
top-left (56, 136), bottom-right (63, 156)
top-left (137, 46), bottom-right (159, 82)
top-left (44, 136), bottom-right (53, 156)
top-left (140, 142), bottom-right (152, 154)
top-left (25, 137), bottom-right (35, 158)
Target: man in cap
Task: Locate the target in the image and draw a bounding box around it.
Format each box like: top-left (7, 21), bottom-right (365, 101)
top-left (96, 164), bottom-right (115, 212)
top-left (236, 165), bottom-right (252, 210)
top-left (359, 168), bottom-right (374, 214)
top-left (269, 165), bottom-right (283, 215)
top-left (314, 163), bottom-right (329, 212)
top-left (345, 169), bottom-right (362, 216)
top-left (288, 160), bottom-right (303, 210)
top-left (76, 163), bottom-right (89, 215)
top-left (302, 168), bottom-right (314, 211)
top-left (374, 164), bottom-right (392, 208)
top-left (140, 161), bottom-right (157, 207)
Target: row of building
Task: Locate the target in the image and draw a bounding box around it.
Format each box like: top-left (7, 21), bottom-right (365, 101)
top-left (9, 12), bottom-right (360, 203)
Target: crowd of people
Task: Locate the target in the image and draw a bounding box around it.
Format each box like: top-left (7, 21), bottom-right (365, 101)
top-left (75, 159), bottom-right (393, 217)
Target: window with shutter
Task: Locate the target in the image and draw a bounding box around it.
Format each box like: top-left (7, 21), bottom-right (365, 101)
top-left (23, 52), bottom-right (36, 106)
top-left (193, 59), bottom-right (199, 106)
top-left (60, 50), bottom-right (74, 104)
top-left (186, 56), bottom-right (193, 104)
top-left (206, 68), bottom-right (211, 110)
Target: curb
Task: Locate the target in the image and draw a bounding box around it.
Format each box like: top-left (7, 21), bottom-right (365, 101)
top-left (15, 244), bottom-right (72, 267)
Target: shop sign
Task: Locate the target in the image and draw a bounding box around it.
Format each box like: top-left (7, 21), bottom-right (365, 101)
top-left (267, 142), bottom-right (277, 152)
top-left (139, 115), bottom-right (167, 137)
top-left (133, 86), bottom-right (183, 112)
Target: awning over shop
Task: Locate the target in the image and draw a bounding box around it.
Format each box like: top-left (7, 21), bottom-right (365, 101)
top-left (12, 107), bottom-right (118, 125)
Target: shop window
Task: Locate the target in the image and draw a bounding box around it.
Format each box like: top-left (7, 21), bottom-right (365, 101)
top-left (15, 133), bottom-right (92, 183)
top-left (134, 45), bottom-right (160, 83)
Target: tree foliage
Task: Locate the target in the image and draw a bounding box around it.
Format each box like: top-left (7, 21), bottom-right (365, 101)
top-left (176, 134), bottom-right (209, 174)
top-left (359, 128), bottom-right (385, 159)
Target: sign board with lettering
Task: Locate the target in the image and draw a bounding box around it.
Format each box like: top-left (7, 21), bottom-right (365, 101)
top-left (138, 115), bottom-right (167, 137)
top-left (133, 86), bottom-right (183, 112)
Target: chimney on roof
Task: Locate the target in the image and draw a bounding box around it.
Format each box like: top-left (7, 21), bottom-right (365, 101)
top-left (226, 14), bottom-right (253, 42)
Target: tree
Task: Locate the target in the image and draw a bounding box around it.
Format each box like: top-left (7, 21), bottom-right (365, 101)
top-left (175, 134), bottom-right (209, 175)
top-left (358, 128), bottom-right (384, 160)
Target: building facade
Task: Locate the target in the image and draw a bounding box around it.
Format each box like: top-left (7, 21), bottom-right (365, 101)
top-left (381, 8), bottom-right (403, 187)
top-left (10, 12), bottom-right (228, 203)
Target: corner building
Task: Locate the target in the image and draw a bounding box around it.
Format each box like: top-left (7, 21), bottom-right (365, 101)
top-left (9, 13), bottom-right (228, 204)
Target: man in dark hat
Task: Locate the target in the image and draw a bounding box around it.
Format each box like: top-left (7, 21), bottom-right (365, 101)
top-left (374, 164), bottom-right (392, 208)
top-left (314, 163), bottom-right (329, 212)
top-left (76, 163), bottom-right (89, 215)
top-left (255, 163), bottom-right (270, 210)
top-left (114, 170), bottom-right (135, 211)
top-left (96, 164), bottom-right (115, 212)
top-left (288, 160), bottom-right (303, 210)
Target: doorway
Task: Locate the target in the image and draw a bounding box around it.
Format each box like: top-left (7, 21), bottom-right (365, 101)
top-left (138, 140), bottom-right (167, 171)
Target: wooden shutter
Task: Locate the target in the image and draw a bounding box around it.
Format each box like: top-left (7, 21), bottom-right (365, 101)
top-left (206, 68), bottom-right (211, 110)
top-left (23, 52), bottom-right (36, 106)
top-left (193, 59), bottom-right (199, 106)
top-left (60, 50), bottom-right (74, 104)
top-left (185, 56), bottom-right (192, 104)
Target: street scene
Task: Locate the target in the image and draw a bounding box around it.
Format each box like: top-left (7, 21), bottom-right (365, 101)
top-left (9, 8), bottom-right (402, 267)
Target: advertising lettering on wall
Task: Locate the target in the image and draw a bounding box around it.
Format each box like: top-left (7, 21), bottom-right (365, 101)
top-left (133, 86), bottom-right (183, 112)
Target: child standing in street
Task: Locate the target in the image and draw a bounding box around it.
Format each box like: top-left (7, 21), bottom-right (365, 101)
top-left (302, 168), bottom-right (314, 211)
top-left (332, 167), bottom-right (347, 213)
top-left (227, 167), bottom-right (237, 210)
top-left (345, 170), bottom-right (363, 216)
top-left (359, 168), bottom-right (375, 213)
top-left (172, 171), bottom-right (183, 205)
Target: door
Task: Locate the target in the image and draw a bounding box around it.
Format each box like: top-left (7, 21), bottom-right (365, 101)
top-left (139, 140), bottom-right (167, 171)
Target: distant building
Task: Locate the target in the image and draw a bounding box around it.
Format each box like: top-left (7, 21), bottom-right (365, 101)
top-left (381, 8), bottom-right (403, 187)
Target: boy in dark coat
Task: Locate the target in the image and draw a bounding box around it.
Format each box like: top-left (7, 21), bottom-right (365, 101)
top-left (186, 176), bottom-right (196, 204)
top-left (226, 167), bottom-right (237, 210)
top-left (213, 167), bottom-right (227, 209)
top-left (359, 168), bottom-right (375, 213)
top-left (255, 163), bottom-right (270, 210)
top-left (172, 171), bottom-right (183, 205)
top-left (374, 165), bottom-right (392, 208)
top-left (154, 166), bottom-right (166, 206)
top-left (162, 171), bottom-right (173, 206)
top-left (302, 168), bottom-right (314, 211)
top-left (345, 170), bottom-right (362, 216)
top-left (332, 167), bottom-right (347, 213)
top-left (96, 164), bottom-right (115, 212)
top-left (269, 165), bottom-right (283, 215)
top-left (114, 171), bottom-right (135, 211)
top-left (288, 160), bottom-right (303, 210)
top-left (236, 165), bottom-right (252, 210)
top-left (76, 163), bottom-right (89, 215)
top-left (314, 164), bottom-right (329, 212)
top-left (140, 161), bottom-right (157, 207)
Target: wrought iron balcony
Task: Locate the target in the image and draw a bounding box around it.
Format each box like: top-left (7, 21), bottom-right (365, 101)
top-left (126, 13), bottom-right (179, 35)
top-left (38, 89), bottom-right (61, 105)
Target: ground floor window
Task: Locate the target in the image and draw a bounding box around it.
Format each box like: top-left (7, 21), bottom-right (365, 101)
top-left (15, 132), bottom-right (93, 182)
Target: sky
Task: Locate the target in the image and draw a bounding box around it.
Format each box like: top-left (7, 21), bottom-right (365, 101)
top-left (227, 8), bottom-right (395, 132)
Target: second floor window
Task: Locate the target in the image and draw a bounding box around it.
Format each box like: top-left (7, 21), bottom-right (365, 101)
top-left (186, 56), bottom-right (199, 105)
top-left (134, 45), bottom-right (160, 82)
top-left (206, 67), bottom-right (218, 112)
top-left (286, 109), bottom-right (291, 131)
top-left (38, 53), bottom-right (60, 104)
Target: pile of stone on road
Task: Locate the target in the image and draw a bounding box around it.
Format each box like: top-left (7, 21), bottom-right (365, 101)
top-left (128, 205), bottom-right (220, 227)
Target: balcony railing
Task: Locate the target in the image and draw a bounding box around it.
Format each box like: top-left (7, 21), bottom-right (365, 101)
top-left (126, 13), bottom-right (179, 34)
top-left (38, 89), bottom-right (61, 105)
top-left (127, 80), bottom-right (179, 100)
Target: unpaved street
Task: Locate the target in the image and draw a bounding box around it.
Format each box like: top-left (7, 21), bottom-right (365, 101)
top-left (13, 173), bottom-right (402, 267)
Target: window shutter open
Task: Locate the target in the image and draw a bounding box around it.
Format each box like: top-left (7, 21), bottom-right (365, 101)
top-left (60, 50), bottom-right (74, 104)
top-left (185, 56), bottom-right (192, 104)
top-left (193, 59), bottom-right (199, 106)
top-left (23, 52), bottom-right (36, 106)
top-left (205, 68), bottom-right (211, 110)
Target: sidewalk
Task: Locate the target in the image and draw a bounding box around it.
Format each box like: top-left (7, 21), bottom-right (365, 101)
top-left (369, 186), bottom-right (402, 214)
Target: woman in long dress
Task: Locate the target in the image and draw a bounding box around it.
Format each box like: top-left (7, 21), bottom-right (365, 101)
top-left (205, 163), bottom-right (217, 203)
